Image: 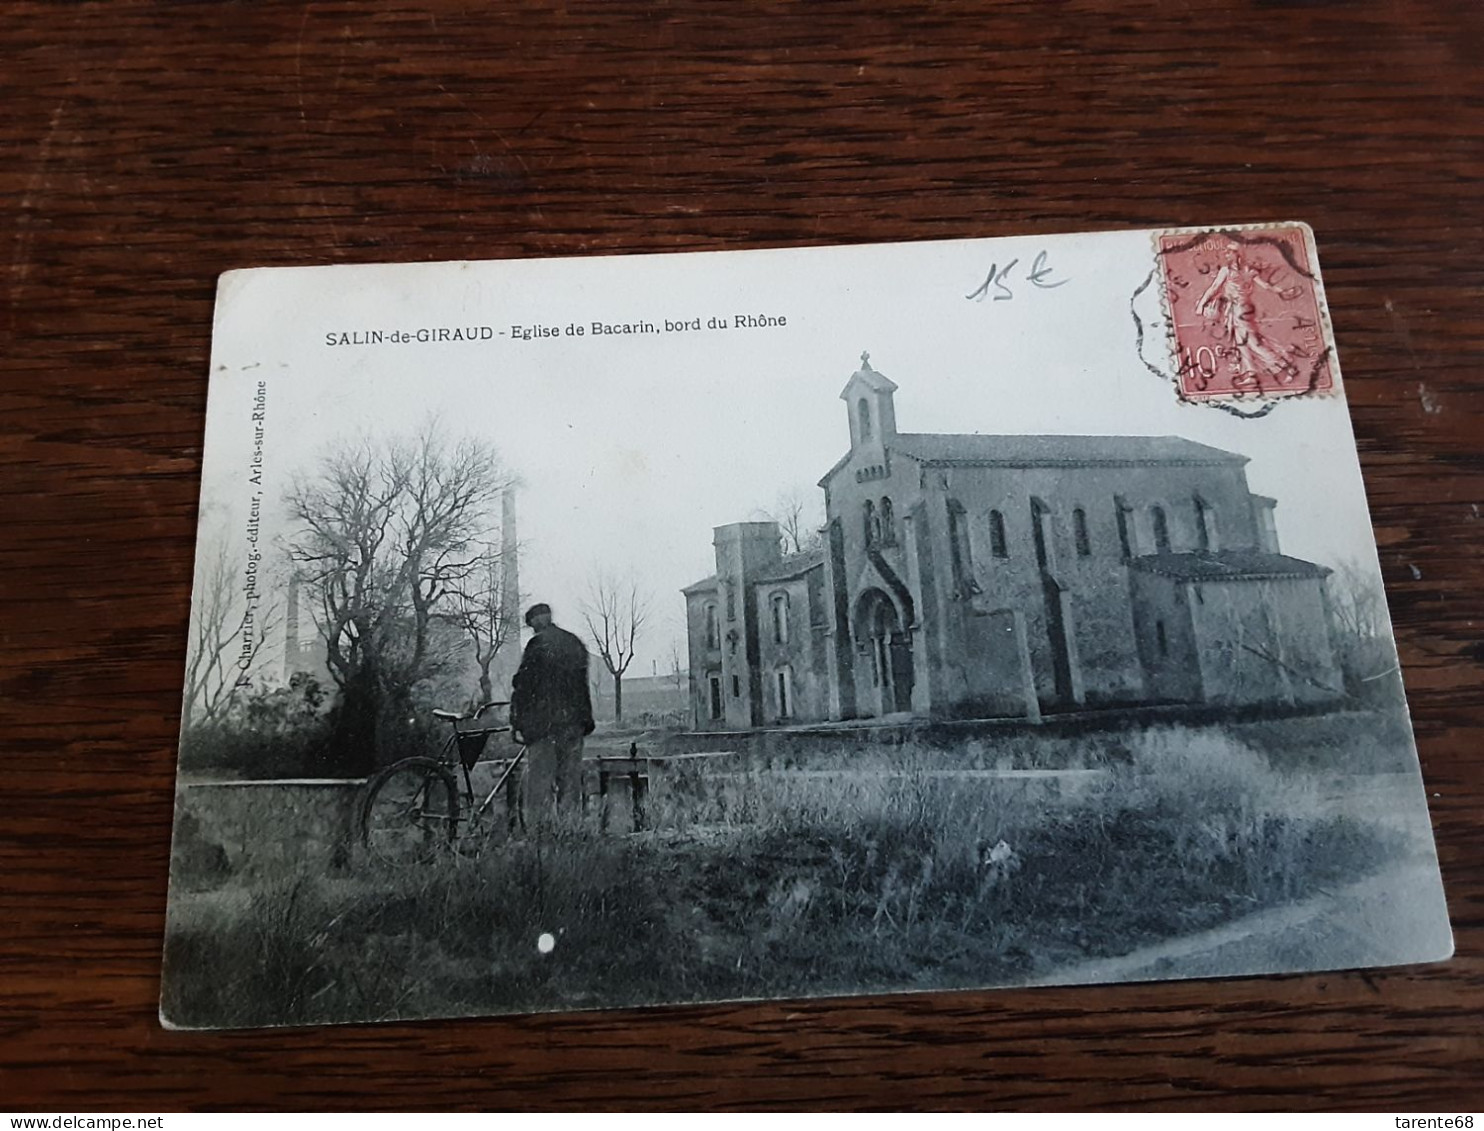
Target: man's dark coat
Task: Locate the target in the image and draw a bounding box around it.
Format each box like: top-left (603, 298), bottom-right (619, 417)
top-left (510, 625), bottom-right (596, 743)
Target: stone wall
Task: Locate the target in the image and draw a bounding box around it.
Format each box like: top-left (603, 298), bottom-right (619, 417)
top-left (170, 778), bottom-right (363, 887)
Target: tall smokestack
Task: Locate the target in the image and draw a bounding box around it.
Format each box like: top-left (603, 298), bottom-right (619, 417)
top-left (501, 487), bottom-right (519, 643)
top-left (284, 575), bottom-right (300, 681)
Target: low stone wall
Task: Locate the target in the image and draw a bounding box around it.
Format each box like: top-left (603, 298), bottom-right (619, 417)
top-left (171, 778), bottom-right (364, 887)
top-left (660, 700), bottom-right (1354, 765)
top-left (657, 720), bottom-right (1097, 768)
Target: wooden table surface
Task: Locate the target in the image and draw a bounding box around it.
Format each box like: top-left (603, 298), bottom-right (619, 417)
top-left (4, 0), bottom-right (1482, 1111)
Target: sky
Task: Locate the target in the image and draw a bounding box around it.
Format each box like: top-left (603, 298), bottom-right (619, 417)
top-left (194, 226), bottom-right (1384, 682)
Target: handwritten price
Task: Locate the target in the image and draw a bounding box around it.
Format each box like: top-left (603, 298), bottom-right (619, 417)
top-left (966, 250), bottom-right (1069, 302)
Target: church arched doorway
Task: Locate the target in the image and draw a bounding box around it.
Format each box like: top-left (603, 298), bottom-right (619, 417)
top-left (854, 588), bottom-right (914, 716)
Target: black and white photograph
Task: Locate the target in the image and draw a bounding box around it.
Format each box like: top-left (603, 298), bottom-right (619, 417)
top-left (161, 226), bottom-right (1453, 1030)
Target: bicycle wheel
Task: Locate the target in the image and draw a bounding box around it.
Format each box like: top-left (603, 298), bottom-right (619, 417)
top-left (360, 757), bottom-right (460, 865)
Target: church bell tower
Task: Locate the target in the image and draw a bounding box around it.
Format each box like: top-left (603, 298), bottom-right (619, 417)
top-left (839, 351), bottom-right (898, 452)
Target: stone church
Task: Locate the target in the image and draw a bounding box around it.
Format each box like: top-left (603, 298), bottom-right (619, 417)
top-left (683, 355), bottom-right (1342, 730)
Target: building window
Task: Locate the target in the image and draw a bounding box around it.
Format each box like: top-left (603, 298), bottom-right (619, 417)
top-left (858, 397), bottom-right (873, 441)
top-left (771, 591), bottom-right (789, 645)
top-left (1073, 507), bottom-right (1091, 557)
top-left (1195, 496), bottom-right (1218, 553)
top-left (1156, 620), bottom-right (1169, 657)
top-left (725, 581), bottom-right (735, 622)
top-left (704, 603), bottom-right (719, 650)
top-left (1116, 496), bottom-right (1135, 559)
top-left (1152, 505), bottom-right (1171, 554)
top-left (989, 509), bottom-right (1008, 558)
top-left (863, 499), bottom-right (879, 547)
top-left (947, 499), bottom-right (979, 595)
top-left (708, 675), bottom-right (723, 720)
top-left (880, 496), bottom-right (895, 545)
top-left (732, 674), bottom-right (740, 698)
top-left (776, 667), bottom-right (792, 719)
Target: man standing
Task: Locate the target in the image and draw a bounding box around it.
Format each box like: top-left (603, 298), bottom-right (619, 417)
top-left (510, 602), bottom-right (595, 832)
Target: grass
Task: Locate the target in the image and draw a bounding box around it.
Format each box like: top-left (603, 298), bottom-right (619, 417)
top-left (161, 714), bottom-right (1406, 1029)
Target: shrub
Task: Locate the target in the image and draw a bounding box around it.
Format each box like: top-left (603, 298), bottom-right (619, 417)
top-left (179, 675), bottom-right (338, 779)
top-left (177, 674), bottom-right (456, 780)
top-left (1103, 724), bottom-right (1392, 906)
top-left (1121, 725), bottom-right (1287, 810)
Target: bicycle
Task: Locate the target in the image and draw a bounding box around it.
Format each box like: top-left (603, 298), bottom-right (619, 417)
top-left (358, 701), bottom-right (527, 864)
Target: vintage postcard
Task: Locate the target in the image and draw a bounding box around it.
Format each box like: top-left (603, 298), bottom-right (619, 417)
top-left (163, 224), bottom-right (1452, 1029)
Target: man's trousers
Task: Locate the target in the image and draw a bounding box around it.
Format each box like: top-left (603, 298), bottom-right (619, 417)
top-left (522, 727), bottom-right (586, 831)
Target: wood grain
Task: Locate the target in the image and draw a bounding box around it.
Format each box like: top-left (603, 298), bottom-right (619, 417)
top-left (3, 0), bottom-right (1482, 1110)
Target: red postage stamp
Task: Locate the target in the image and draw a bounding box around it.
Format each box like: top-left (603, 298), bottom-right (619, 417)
top-left (1157, 225), bottom-right (1334, 402)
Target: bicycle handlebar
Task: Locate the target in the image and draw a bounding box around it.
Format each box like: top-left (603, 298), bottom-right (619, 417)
top-left (432, 700), bottom-right (511, 724)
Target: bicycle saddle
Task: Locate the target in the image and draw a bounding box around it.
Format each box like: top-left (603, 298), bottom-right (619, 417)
top-left (433, 701), bottom-right (511, 722)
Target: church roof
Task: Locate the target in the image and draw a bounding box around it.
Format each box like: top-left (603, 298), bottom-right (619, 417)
top-left (889, 433), bottom-right (1248, 467)
top-left (681, 545), bottom-right (825, 595)
top-left (682, 574), bottom-right (718, 595)
top-left (839, 354), bottom-right (898, 398)
top-left (753, 545), bottom-right (826, 583)
top-left (1129, 551), bottom-right (1331, 582)
top-left (817, 431), bottom-right (1247, 487)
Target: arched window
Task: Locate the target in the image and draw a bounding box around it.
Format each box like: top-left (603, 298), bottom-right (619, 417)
top-left (863, 499), bottom-right (878, 546)
top-left (1073, 507), bottom-right (1091, 557)
top-left (1152, 505), bottom-right (1171, 553)
top-left (948, 499), bottom-right (978, 595)
top-left (1031, 498), bottom-right (1054, 571)
top-left (858, 397), bottom-right (873, 441)
top-left (1116, 497), bottom-right (1135, 559)
top-left (704, 603), bottom-right (719, 650)
top-left (776, 666), bottom-right (793, 719)
top-left (989, 509), bottom-right (1008, 558)
top-left (771, 591), bottom-right (790, 645)
top-left (1195, 496), bottom-right (1217, 552)
top-left (880, 496), bottom-right (895, 545)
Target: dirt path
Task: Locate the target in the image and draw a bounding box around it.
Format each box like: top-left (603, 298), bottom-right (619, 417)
top-left (1035, 853), bottom-right (1453, 987)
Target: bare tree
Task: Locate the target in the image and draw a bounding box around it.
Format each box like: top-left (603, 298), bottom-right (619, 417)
top-left (446, 540), bottom-right (520, 704)
top-left (401, 428), bottom-right (512, 676)
top-left (582, 574), bottom-right (651, 723)
top-left (182, 531), bottom-right (281, 725)
top-left (284, 423), bottom-right (512, 764)
top-left (1326, 558), bottom-right (1396, 689)
top-left (1328, 559), bottom-right (1389, 642)
top-left (668, 640), bottom-right (686, 693)
top-left (758, 486), bottom-right (825, 554)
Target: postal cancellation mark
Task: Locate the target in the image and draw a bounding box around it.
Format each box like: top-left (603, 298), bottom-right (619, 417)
top-left (1158, 225), bottom-right (1334, 403)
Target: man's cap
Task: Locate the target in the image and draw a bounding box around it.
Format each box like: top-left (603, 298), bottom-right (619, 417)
top-left (524, 603), bottom-right (552, 626)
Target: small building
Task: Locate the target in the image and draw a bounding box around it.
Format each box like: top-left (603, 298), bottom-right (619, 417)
top-left (683, 355), bottom-right (1342, 730)
top-left (683, 533), bottom-right (830, 729)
